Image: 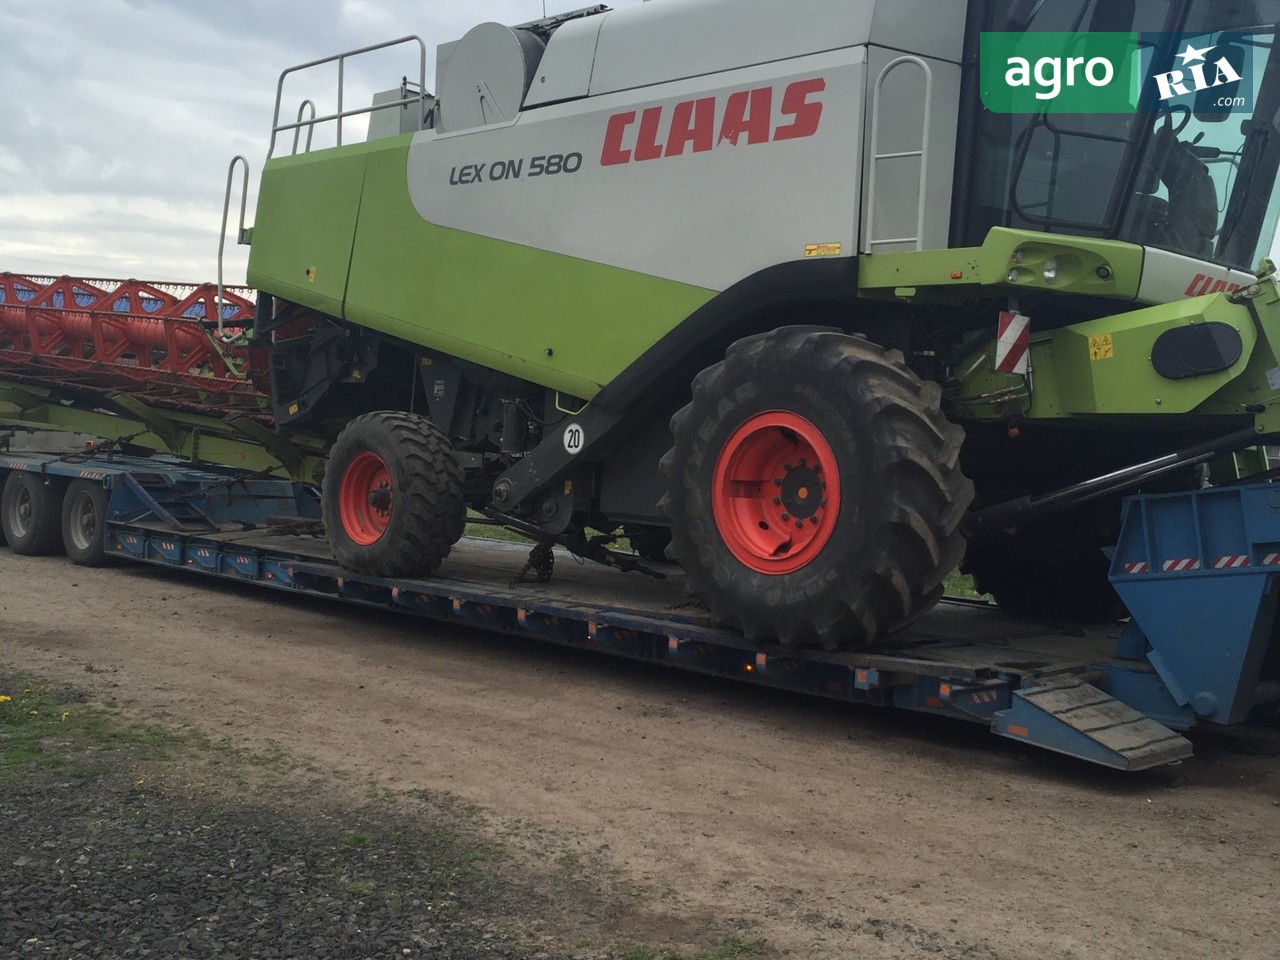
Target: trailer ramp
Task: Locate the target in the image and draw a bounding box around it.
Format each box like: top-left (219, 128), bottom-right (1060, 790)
top-left (996, 674), bottom-right (1192, 771)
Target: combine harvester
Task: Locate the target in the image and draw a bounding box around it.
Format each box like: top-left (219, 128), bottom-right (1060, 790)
top-left (6, 0), bottom-right (1280, 769)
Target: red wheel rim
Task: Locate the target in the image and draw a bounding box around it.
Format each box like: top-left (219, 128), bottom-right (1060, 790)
top-left (712, 411), bottom-right (841, 575)
top-left (338, 451), bottom-right (393, 546)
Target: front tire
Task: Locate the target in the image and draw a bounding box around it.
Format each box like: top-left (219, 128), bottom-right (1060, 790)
top-left (322, 412), bottom-right (466, 578)
top-left (659, 327), bottom-right (973, 648)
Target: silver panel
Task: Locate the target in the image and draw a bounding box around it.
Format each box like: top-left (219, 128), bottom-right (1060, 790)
top-left (869, 0), bottom-right (967, 63)
top-left (436, 23), bottom-right (545, 133)
top-left (588, 0), bottom-right (874, 97)
top-left (524, 14), bottom-right (606, 108)
top-left (1137, 247), bottom-right (1256, 305)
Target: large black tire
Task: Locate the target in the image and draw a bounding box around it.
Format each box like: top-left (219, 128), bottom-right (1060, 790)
top-left (61, 479), bottom-right (113, 567)
top-left (659, 327), bottom-right (973, 648)
top-left (322, 411), bottom-right (466, 578)
top-left (1, 471), bottom-right (65, 556)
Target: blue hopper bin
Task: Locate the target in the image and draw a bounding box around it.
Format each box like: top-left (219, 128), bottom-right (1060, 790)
top-left (1110, 484), bottom-right (1280, 725)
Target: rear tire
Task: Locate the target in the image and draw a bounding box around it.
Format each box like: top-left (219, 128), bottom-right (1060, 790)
top-left (1, 471), bottom-right (65, 556)
top-left (322, 411), bottom-right (466, 578)
top-left (659, 327), bottom-right (973, 648)
top-left (62, 479), bottom-right (112, 567)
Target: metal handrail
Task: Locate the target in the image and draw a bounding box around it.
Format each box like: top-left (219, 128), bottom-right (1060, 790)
top-left (291, 99), bottom-right (317, 155)
top-left (268, 36), bottom-right (428, 158)
top-left (217, 155), bottom-right (251, 338)
top-left (866, 55), bottom-right (934, 251)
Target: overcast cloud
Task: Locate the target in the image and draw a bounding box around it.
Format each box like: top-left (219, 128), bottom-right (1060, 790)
top-left (0, 0), bottom-right (642, 284)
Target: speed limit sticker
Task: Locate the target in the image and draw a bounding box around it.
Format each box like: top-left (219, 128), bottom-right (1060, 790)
top-left (563, 422), bottom-right (585, 454)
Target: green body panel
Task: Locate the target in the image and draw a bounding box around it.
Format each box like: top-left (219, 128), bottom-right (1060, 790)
top-left (246, 149), bottom-right (368, 318)
top-left (248, 138), bottom-right (715, 400)
top-left (857, 228), bottom-right (1144, 303)
top-left (1036, 294), bottom-right (1259, 416)
top-left (952, 276), bottom-right (1280, 434)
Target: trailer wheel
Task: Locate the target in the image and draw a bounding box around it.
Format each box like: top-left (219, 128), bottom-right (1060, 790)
top-left (1, 471), bottom-right (66, 556)
top-left (62, 479), bottom-right (112, 566)
top-left (322, 411), bottom-right (465, 577)
top-left (659, 327), bottom-right (973, 648)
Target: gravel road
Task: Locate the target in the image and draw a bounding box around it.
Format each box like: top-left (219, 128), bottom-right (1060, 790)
top-left (2, 548), bottom-right (1280, 959)
top-left (2, 761), bottom-right (554, 960)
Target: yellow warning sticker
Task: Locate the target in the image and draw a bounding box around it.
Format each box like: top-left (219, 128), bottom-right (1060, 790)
top-left (805, 242), bottom-right (842, 258)
top-left (1089, 334), bottom-right (1114, 360)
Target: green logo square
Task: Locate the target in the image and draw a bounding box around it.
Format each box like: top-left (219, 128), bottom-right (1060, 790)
top-left (981, 32), bottom-right (1140, 113)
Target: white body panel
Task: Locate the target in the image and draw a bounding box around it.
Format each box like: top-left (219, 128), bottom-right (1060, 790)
top-left (860, 48), bottom-right (962, 254)
top-left (1138, 247), bottom-right (1256, 304)
top-left (409, 49), bottom-right (867, 291)
top-left (409, 0), bottom-right (968, 291)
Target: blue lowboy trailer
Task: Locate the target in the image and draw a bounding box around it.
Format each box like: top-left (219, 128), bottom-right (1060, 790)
top-left (4, 442), bottom-right (1279, 772)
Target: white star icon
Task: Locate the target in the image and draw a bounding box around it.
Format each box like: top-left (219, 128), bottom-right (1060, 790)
top-left (1178, 41), bottom-right (1211, 64)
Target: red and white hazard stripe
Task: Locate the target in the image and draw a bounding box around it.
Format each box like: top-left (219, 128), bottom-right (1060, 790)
top-left (1213, 555), bottom-right (1250, 569)
top-left (1263, 553), bottom-right (1280, 566)
top-left (995, 311), bottom-right (1030, 375)
top-left (1162, 558), bottom-right (1201, 572)
top-left (1122, 561), bottom-right (1150, 574)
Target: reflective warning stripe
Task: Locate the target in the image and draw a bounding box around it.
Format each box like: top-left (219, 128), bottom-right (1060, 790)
top-left (1213, 555), bottom-right (1250, 569)
top-left (995, 311), bottom-right (1030, 374)
top-left (1162, 558), bottom-right (1201, 571)
top-left (1122, 562), bottom-right (1150, 574)
top-left (1264, 553), bottom-right (1280, 566)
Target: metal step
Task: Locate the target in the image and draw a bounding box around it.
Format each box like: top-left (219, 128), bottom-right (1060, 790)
top-left (993, 675), bottom-right (1192, 771)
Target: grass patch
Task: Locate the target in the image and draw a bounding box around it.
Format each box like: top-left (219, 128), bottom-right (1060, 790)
top-left (0, 674), bottom-right (208, 784)
top-left (943, 569), bottom-right (989, 601)
top-left (1, 678), bottom-right (94, 782)
top-left (464, 511), bottom-right (531, 544)
top-left (338, 831), bottom-right (377, 847)
top-left (466, 843), bottom-right (507, 863)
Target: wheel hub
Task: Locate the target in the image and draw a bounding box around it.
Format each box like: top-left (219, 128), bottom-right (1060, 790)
top-left (338, 451), bottom-right (393, 546)
top-left (779, 462), bottom-right (824, 520)
top-left (711, 411), bottom-right (841, 575)
top-left (13, 489), bottom-right (32, 537)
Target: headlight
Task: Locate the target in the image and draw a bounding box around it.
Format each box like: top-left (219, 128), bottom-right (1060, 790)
top-left (1043, 259), bottom-right (1059, 285)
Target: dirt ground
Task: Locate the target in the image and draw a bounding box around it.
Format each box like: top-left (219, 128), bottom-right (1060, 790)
top-left (2, 548), bottom-right (1278, 960)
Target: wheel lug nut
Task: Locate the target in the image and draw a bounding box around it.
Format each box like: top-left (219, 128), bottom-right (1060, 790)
top-left (774, 478), bottom-right (782, 487)
top-left (781, 513), bottom-right (790, 521)
top-left (795, 521), bottom-right (804, 529)
top-left (773, 497), bottom-right (782, 505)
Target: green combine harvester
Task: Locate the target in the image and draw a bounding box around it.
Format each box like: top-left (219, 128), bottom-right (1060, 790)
top-left (235, 0), bottom-right (1280, 648)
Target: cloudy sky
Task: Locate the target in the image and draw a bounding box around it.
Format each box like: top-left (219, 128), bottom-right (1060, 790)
top-left (0, 0), bottom-right (643, 284)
